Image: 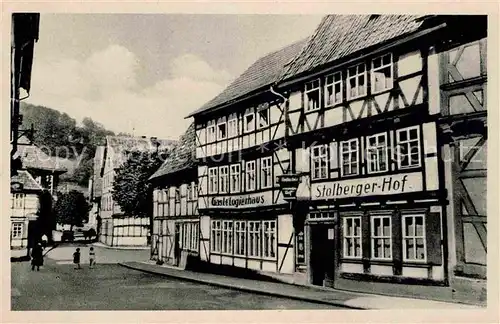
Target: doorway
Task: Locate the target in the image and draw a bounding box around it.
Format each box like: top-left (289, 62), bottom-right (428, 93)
top-left (310, 224), bottom-right (336, 286)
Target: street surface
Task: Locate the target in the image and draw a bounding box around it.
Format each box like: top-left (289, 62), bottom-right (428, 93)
top-left (11, 243), bottom-right (341, 310)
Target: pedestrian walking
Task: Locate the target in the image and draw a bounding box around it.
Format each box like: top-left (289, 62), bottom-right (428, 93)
top-left (41, 234), bottom-right (48, 249)
top-left (31, 243), bottom-right (44, 271)
top-left (73, 248), bottom-right (81, 269)
top-left (89, 247), bottom-right (96, 268)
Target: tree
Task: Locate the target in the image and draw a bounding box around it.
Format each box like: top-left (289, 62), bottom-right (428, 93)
top-left (112, 150), bottom-right (169, 218)
top-left (54, 190), bottom-right (89, 230)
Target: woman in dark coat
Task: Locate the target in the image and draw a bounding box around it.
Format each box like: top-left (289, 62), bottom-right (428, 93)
top-left (31, 243), bottom-right (44, 271)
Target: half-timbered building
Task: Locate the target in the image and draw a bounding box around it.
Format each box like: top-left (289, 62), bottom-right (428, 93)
top-left (272, 14), bottom-right (487, 302)
top-left (187, 39), bottom-right (307, 274)
top-left (150, 123), bottom-right (199, 266)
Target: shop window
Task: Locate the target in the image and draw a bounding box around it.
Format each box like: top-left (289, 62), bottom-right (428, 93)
top-left (248, 221), bottom-right (261, 257)
top-left (311, 144), bottom-right (328, 180)
top-left (234, 221), bottom-right (246, 256)
top-left (340, 139), bottom-right (359, 176)
top-left (244, 109), bottom-right (255, 133)
top-left (257, 103), bottom-right (270, 129)
top-left (208, 167), bottom-right (218, 194)
top-left (343, 216), bottom-right (362, 258)
top-left (305, 79), bottom-right (320, 111)
top-left (260, 157), bottom-right (272, 189)
top-left (325, 72), bottom-right (343, 106)
top-left (230, 164), bottom-right (241, 193)
top-left (11, 223), bottom-right (23, 238)
top-left (396, 126), bottom-right (421, 169)
top-left (367, 132), bottom-right (389, 173)
top-left (347, 63), bottom-right (367, 100)
top-left (217, 119), bottom-right (227, 140)
top-left (371, 53), bottom-right (393, 93)
top-left (207, 122), bottom-right (216, 143)
top-left (228, 114), bottom-right (238, 138)
top-left (371, 216), bottom-right (392, 260)
top-left (219, 166), bottom-right (229, 194)
top-left (263, 221), bottom-right (276, 259)
top-left (403, 214), bottom-right (426, 262)
top-left (221, 220), bottom-right (233, 254)
top-left (245, 160), bottom-right (256, 191)
top-left (211, 220), bottom-right (222, 253)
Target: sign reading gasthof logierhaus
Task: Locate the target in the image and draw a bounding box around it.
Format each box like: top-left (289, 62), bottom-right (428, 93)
top-left (209, 192), bottom-right (268, 208)
top-left (312, 172), bottom-right (423, 200)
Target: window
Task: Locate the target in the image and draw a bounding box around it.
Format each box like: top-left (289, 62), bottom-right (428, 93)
top-left (193, 183), bottom-right (198, 200)
top-left (343, 216), bottom-right (362, 258)
top-left (347, 63), bottom-right (367, 99)
top-left (175, 188), bottom-right (180, 203)
top-left (187, 184), bottom-right (193, 201)
top-left (396, 126), bottom-right (421, 169)
top-left (217, 119), bottom-right (227, 140)
top-left (208, 167), bottom-right (218, 194)
top-left (263, 221), bottom-right (276, 258)
top-left (260, 157), bottom-right (272, 189)
top-left (311, 144), bottom-right (328, 180)
top-left (234, 221), bottom-right (246, 256)
top-left (222, 220), bottom-right (233, 254)
top-left (257, 103), bottom-right (270, 129)
top-left (211, 220), bottom-right (221, 253)
top-left (244, 109), bottom-right (255, 133)
top-left (371, 216), bottom-right (392, 260)
top-left (248, 221), bottom-right (261, 257)
top-left (245, 161), bottom-right (256, 191)
top-left (305, 79), bottom-right (320, 111)
top-left (341, 139), bottom-right (359, 176)
top-left (325, 72), bottom-right (343, 106)
top-left (11, 223), bottom-right (23, 238)
top-left (12, 194), bottom-right (25, 209)
top-left (367, 133), bottom-right (388, 173)
top-left (207, 122), bottom-right (216, 143)
top-left (228, 114), bottom-right (238, 138)
top-left (371, 53), bottom-right (393, 93)
top-left (230, 164), bottom-right (241, 193)
top-left (403, 215), bottom-right (426, 262)
top-left (219, 166), bottom-right (229, 194)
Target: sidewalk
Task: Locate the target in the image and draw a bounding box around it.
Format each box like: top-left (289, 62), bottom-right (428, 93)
top-left (92, 242), bottom-right (150, 250)
top-left (120, 261), bottom-right (481, 310)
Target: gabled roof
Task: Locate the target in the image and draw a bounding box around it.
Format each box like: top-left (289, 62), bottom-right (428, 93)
top-left (187, 38), bottom-right (308, 118)
top-left (149, 123), bottom-right (196, 181)
top-left (279, 15), bottom-right (426, 82)
top-left (11, 170), bottom-right (43, 192)
top-left (17, 143), bottom-right (67, 173)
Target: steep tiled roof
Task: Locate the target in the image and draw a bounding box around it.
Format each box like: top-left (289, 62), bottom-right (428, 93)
top-left (11, 170), bottom-right (43, 192)
top-left (279, 15), bottom-right (426, 82)
top-left (17, 144), bottom-right (67, 173)
top-left (149, 123), bottom-right (196, 181)
top-left (187, 38), bottom-right (308, 117)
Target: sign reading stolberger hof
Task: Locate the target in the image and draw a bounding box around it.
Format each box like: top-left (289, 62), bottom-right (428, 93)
top-left (210, 192), bottom-right (268, 208)
top-left (312, 172), bottom-right (423, 200)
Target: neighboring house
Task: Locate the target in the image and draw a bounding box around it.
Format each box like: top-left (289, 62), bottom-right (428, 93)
top-left (185, 15), bottom-right (487, 304)
top-left (92, 135), bottom-right (176, 246)
top-left (150, 123), bottom-right (198, 266)
top-left (187, 39), bottom-right (308, 275)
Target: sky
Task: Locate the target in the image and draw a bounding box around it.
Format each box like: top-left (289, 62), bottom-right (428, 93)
top-left (27, 14), bottom-right (323, 140)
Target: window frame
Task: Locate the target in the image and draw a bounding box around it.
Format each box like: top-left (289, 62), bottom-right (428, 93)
top-left (207, 122), bottom-right (216, 143)
top-left (371, 53), bottom-right (394, 94)
top-left (208, 167), bottom-right (219, 194)
top-left (305, 79), bottom-right (321, 112)
top-left (340, 138), bottom-right (360, 177)
top-left (219, 165), bottom-right (229, 194)
top-left (211, 220), bottom-right (222, 253)
top-left (247, 220), bottom-right (262, 258)
top-left (244, 110), bottom-right (255, 133)
top-left (245, 160), bottom-right (256, 191)
top-left (221, 220), bottom-right (233, 255)
top-left (343, 216), bottom-right (362, 259)
top-left (366, 132), bottom-right (389, 174)
top-left (311, 144), bottom-right (329, 180)
top-left (262, 220), bottom-right (277, 259)
top-left (257, 103), bottom-right (270, 129)
top-left (217, 118), bottom-right (227, 140)
top-left (347, 63), bottom-right (367, 100)
top-left (11, 222), bottom-right (23, 238)
top-left (260, 157), bottom-right (273, 189)
top-left (370, 215), bottom-right (392, 260)
top-left (234, 220), bottom-right (246, 256)
top-left (396, 126), bottom-right (421, 169)
top-left (402, 214), bottom-right (427, 263)
top-left (324, 71), bottom-right (343, 107)
top-left (228, 114), bottom-right (238, 138)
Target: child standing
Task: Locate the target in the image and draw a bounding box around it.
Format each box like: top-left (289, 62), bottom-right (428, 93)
top-left (73, 248), bottom-right (81, 269)
top-left (89, 247), bottom-right (96, 268)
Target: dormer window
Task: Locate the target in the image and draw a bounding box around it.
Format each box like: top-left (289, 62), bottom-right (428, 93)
top-left (257, 103), bottom-right (270, 129)
top-left (217, 117), bottom-right (227, 140)
top-left (347, 63), bottom-right (367, 100)
top-left (325, 72), bottom-right (343, 107)
top-left (305, 79), bottom-right (320, 111)
top-left (371, 53), bottom-right (393, 94)
top-left (244, 108), bottom-right (255, 133)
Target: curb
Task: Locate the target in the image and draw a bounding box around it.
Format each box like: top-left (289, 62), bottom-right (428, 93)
top-left (93, 243), bottom-right (150, 251)
top-left (119, 262), bottom-right (365, 310)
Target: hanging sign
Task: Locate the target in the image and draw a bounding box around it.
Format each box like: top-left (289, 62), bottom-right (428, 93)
top-left (277, 174), bottom-right (301, 201)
